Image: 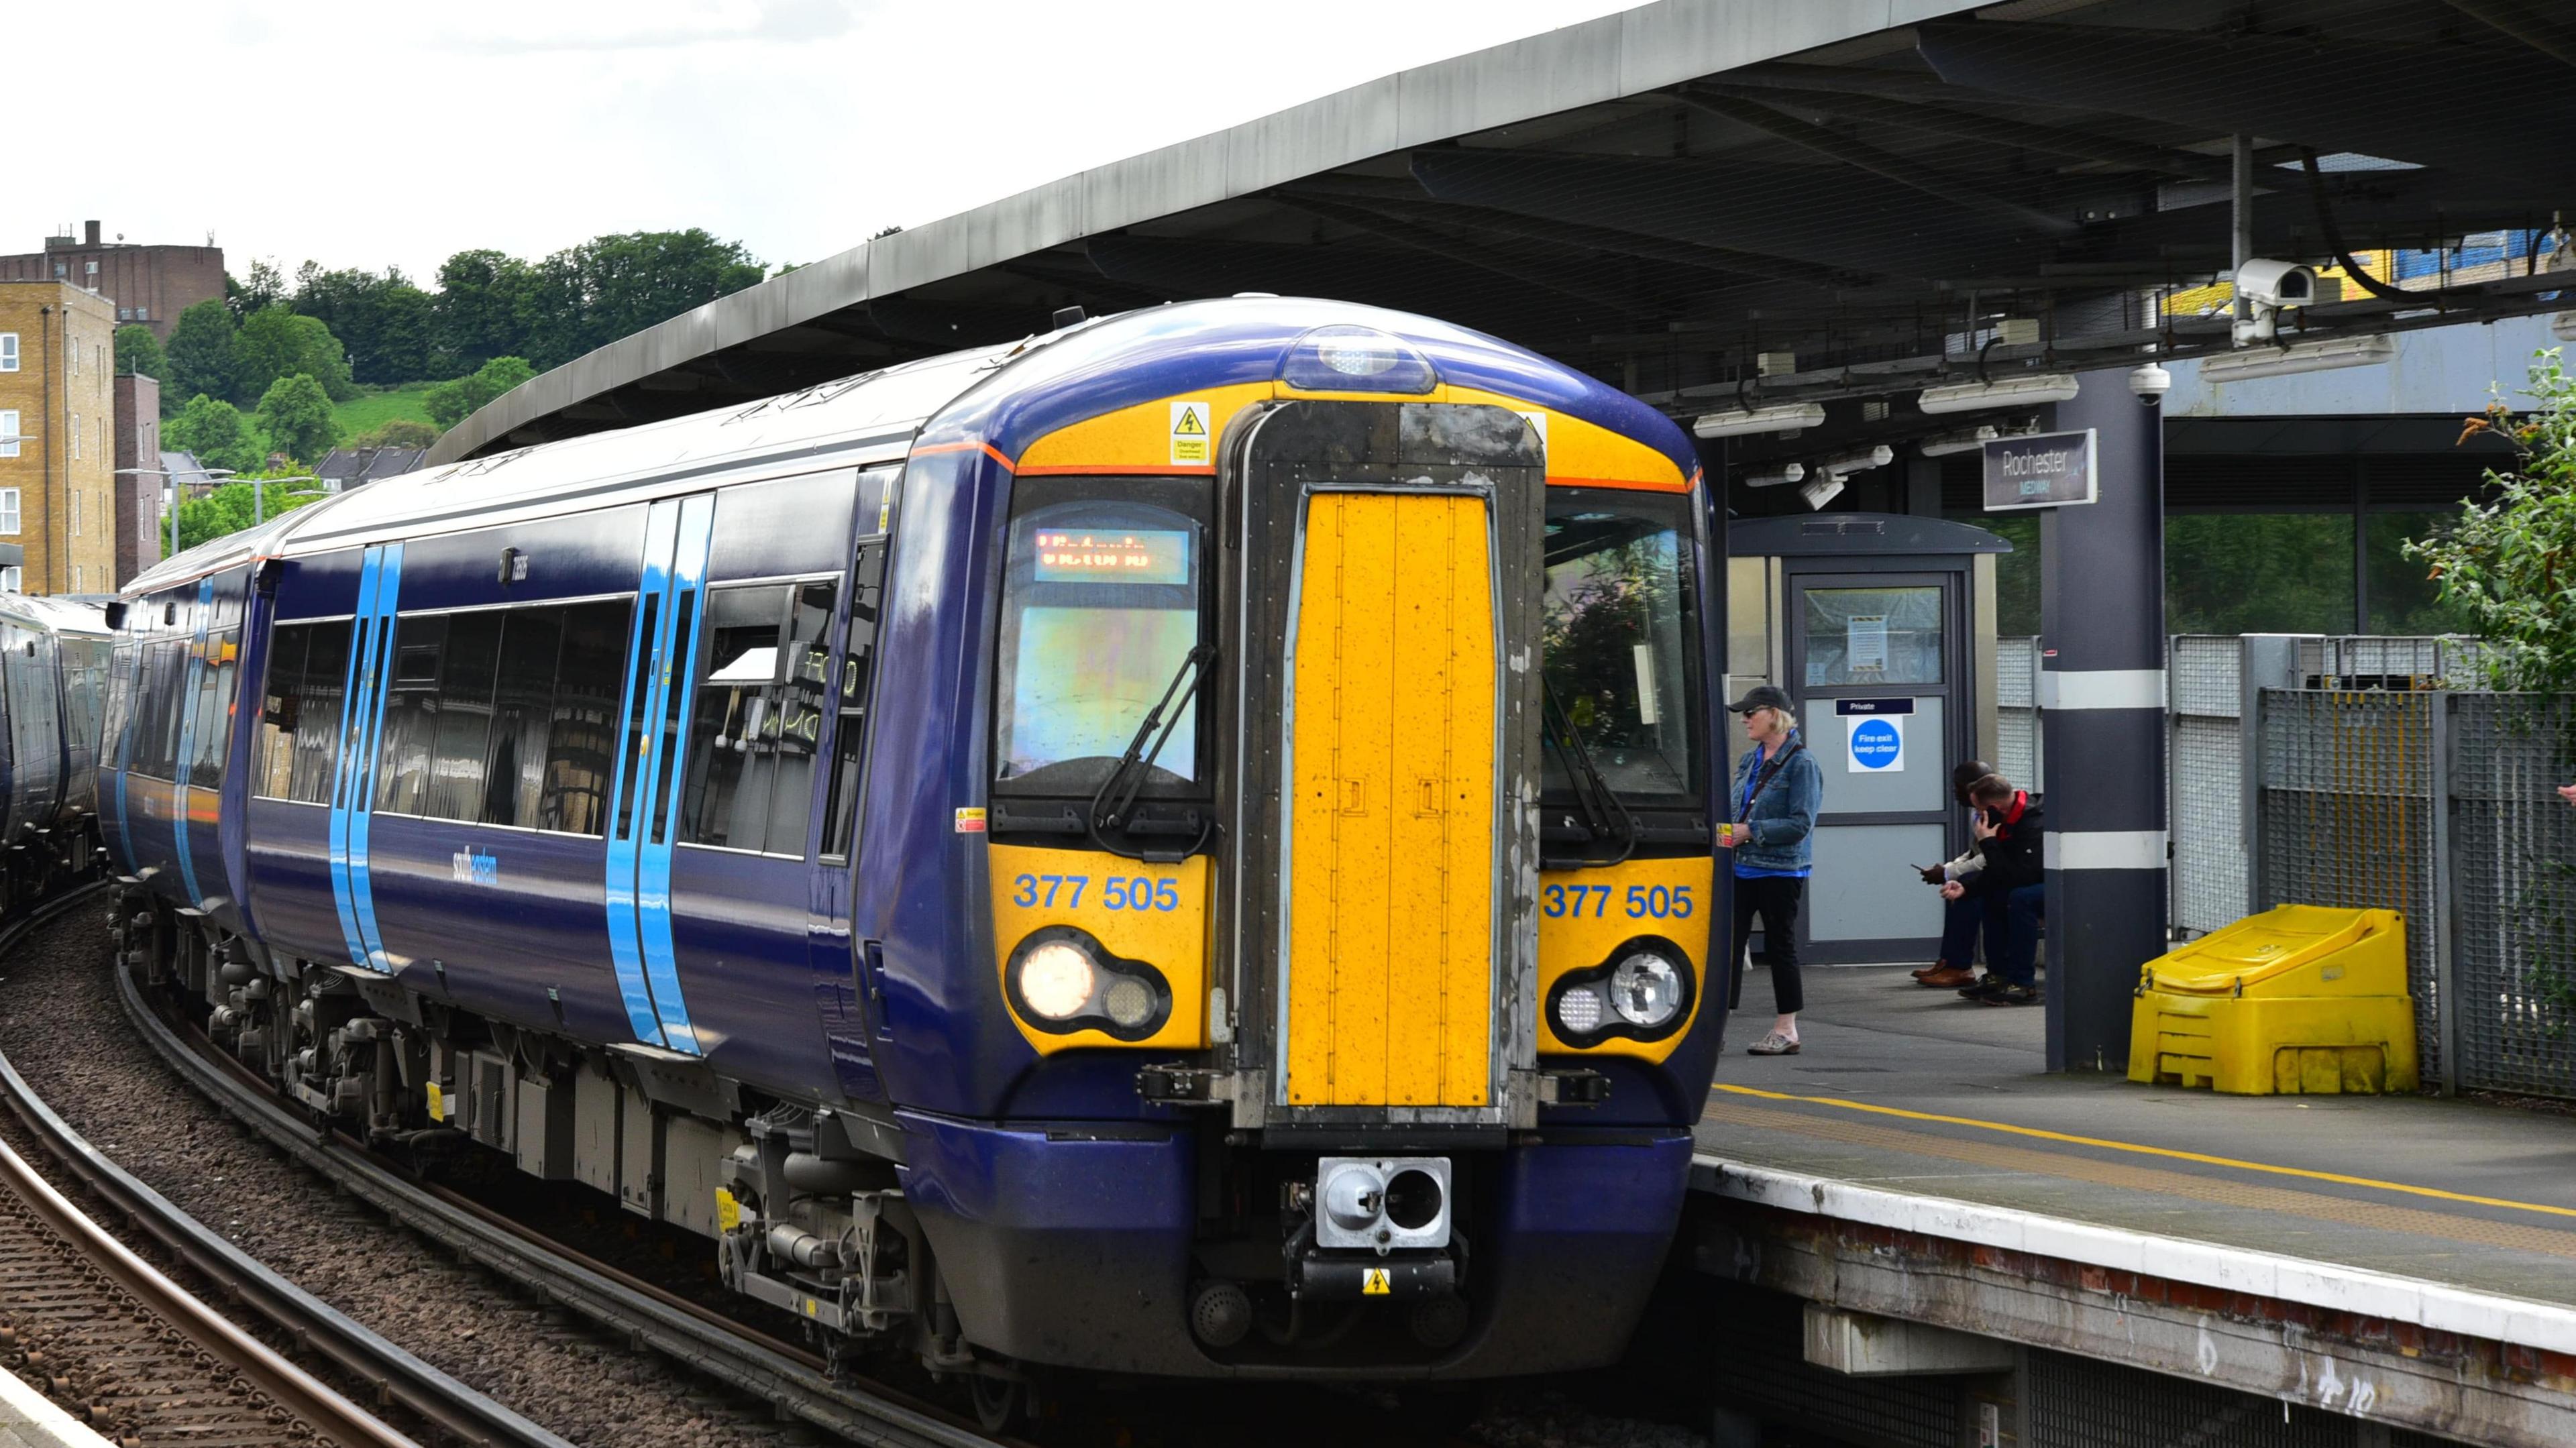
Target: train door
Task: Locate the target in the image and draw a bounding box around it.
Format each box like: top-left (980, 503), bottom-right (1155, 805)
top-left (809, 465), bottom-right (897, 1100)
top-left (603, 498), bottom-right (704, 1050)
top-left (329, 545), bottom-right (405, 971)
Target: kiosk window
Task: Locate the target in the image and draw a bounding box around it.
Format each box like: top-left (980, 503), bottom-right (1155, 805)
top-left (1802, 586), bottom-right (1943, 687)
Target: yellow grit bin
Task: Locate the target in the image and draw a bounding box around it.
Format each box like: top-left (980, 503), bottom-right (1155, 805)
top-left (2129, 905), bottom-right (2420, 1096)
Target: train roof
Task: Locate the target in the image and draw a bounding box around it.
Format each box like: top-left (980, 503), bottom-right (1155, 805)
top-left (123, 298), bottom-right (1694, 598)
top-left (0, 593), bottom-right (111, 637)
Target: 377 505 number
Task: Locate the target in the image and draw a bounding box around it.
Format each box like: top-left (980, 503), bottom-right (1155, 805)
top-left (1010, 874), bottom-right (1181, 911)
top-left (1542, 883), bottom-right (1695, 920)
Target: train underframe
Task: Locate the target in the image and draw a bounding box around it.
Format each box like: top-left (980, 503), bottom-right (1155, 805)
top-left (115, 895), bottom-right (1685, 1407)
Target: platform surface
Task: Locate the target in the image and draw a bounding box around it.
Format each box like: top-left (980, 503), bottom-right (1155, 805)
top-left (1695, 963), bottom-right (2576, 1316)
top-left (0, 1361), bottom-right (110, 1448)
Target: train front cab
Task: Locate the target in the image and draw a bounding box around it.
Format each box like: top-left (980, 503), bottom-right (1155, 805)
top-left (883, 317), bottom-right (1723, 1378)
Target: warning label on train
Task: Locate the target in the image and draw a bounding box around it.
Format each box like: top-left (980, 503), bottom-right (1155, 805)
top-left (1171, 401), bottom-right (1212, 465)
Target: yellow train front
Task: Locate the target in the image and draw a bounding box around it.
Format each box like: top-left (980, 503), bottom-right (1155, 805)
top-left (875, 299), bottom-right (1723, 1377)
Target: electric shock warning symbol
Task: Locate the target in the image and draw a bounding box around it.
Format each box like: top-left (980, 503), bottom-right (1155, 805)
top-left (1362, 1268), bottom-right (1392, 1296)
top-left (1170, 400), bottom-right (1212, 465)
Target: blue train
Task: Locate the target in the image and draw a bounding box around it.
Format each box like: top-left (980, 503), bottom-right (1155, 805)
top-left (103, 298), bottom-right (1725, 1401)
top-left (1, 593), bottom-right (111, 911)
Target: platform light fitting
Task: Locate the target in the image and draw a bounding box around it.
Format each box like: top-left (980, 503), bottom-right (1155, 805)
top-left (1799, 476), bottom-right (1845, 510)
top-left (1692, 402), bottom-right (1827, 439)
top-left (1917, 373), bottom-right (2082, 415)
top-left (1811, 444), bottom-right (1893, 476)
top-left (1915, 425), bottom-right (1998, 458)
top-left (2199, 333), bottom-right (2396, 384)
top-left (1743, 462), bottom-right (1806, 488)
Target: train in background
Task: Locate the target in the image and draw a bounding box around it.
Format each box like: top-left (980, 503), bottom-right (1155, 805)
top-left (100, 298), bottom-right (1724, 1414)
top-left (0, 594), bottom-right (111, 911)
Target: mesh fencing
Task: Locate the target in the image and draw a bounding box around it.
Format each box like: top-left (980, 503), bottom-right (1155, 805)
top-left (2446, 694), bottom-right (2576, 1097)
top-left (2257, 690), bottom-right (2441, 1081)
top-left (2169, 636), bottom-right (2244, 937)
top-left (1996, 636), bottom-right (2043, 793)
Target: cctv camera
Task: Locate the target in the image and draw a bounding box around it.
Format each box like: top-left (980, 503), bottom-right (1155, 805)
top-left (2128, 362), bottom-right (2171, 405)
top-left (2233, 260), bottom-right (2317, 310)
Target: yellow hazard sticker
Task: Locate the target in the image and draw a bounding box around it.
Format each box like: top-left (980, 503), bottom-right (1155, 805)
top-left (1169, 400), bottom-right (1212, 465)
top-left (1362, 1268), bottom-right (1392, 1296)
top-left (425, 1082), bottom-right (447, 1121)
top-left (715, 1188), bottom-right (741, 1233)
top-left (955, 806), bottom-right (988, 834)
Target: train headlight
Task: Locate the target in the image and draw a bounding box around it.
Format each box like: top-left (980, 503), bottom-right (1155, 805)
top-left (1609, 951), bottom-right (1684, 1029)
top-left (1017, 940), bottom-right (1097, 1021)
top-left (1546, 936), bottom-right (1695, 1048)
top-left (1279, 325), bottom-right (1440, 394)
top-left (1003, 928), bottom-right (1173, 1040)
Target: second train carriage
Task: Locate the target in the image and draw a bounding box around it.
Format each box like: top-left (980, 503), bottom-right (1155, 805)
top-left (0, 593), bottom-right (111, 909)
top-left (104, 298), bottom-right (1725, 1388)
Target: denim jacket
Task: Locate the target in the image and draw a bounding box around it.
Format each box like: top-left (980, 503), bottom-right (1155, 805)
top-left (1728, 732), bottom-right (1825, 873)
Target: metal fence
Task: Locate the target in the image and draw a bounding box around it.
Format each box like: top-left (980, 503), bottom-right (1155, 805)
top-left (1996, 636), bottom-right (2043, 793)
top-left (2155, 636), bottom-right (2576, 1096)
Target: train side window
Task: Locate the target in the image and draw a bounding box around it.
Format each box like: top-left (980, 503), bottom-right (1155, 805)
top-left (148, 641), bottom-right (186, 780)
top-left (375, 614), bottom-right (447, 816)
top-left (290, 621), bottom-right (352, 805)
top-left (678, 581), bottom-right (835, 854)
top-left (483, 608), bottom-right (563, 830)
top-left (256, 627), bottom-right (311, 799)
top-left (427, 611), bottom-right (504, 823)
top-left (541, 600), bottom-right (629, 836)
top-left (189, 631), bottom-right (237, 789)
top-left (819, 541), bottom-right (885, 860)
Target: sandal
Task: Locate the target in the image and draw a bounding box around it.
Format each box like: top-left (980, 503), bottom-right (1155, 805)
top-left (1746, 1032), bottom-right (1801, 1056)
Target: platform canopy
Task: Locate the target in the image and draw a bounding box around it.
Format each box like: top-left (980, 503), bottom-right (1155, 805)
top-left (431, 0), bottom-right (2576, 483)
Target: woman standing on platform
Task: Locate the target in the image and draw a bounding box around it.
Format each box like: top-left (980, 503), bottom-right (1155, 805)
top-left (1721, 684), bottom-right (1823, 1056)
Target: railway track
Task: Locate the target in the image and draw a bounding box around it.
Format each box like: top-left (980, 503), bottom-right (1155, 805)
top-left (99, 906), bottom-right (1005, 1448)
top-left (0, 884), bottom-right (563, 1448)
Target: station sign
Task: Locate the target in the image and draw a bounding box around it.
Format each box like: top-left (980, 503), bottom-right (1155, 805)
top-left (1982, 429), bottom-right (2097, 511)
top-left (1835, 698), bottom-right (1913, 773)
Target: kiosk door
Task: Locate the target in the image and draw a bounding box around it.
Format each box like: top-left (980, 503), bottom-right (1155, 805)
top-left (1784, 569), bottom-right (1966, 963)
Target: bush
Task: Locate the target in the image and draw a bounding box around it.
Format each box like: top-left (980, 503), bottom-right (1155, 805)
top-left (352, 419), bottom-right (441, 450)
top-left (2408, 349), bottom-right (2576, 692)
top-left (425, 355), bottom-right (537, 428)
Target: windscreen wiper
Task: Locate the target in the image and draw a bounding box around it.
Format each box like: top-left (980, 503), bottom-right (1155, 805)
top-left (1542, 677), bottom-right (1637, 867)
top-left (1089, 643), bottom-right (1216, 861)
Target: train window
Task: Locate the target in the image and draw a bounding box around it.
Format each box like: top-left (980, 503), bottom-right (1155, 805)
top-left (375, 614), bottom-right (447, 817)
top-left (540, 600), bottom-right (629, 836)
top-left (483, 608), bottom-right (563, 830)
top-left (256, 627), bottom-right (312, 799)
top-left (613, 596), bottom-right (659, 840)
top-left (678, 579), bottom-right (835, 855)
top-left (819, 541), bottom-right (886, 860)
top-left (189, 632), bottom-right (237, 789)
top-left (426, 612), bottom-right (503, 823)
top-left (992, 488), bottom-right (1208, 796)
top-left (289, 622), bottom-right (352, 805)
top-left (1539, 489), bottom-right (1704, 803)
top-left (148, 641), bottom-right (186, 780)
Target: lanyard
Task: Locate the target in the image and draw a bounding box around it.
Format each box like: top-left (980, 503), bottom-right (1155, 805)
top-left (1735, 738), bottom-right (1805, 823)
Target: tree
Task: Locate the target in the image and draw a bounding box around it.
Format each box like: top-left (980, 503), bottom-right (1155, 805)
top-left (293, 263), bottom-right (439, 383)
top-left (254, 374), bottom-right (341, 467)
top-left (351, 418), bottom-right (441, 450)
top-left (2408, 350), bottom-right (2576, 691)
top-left (164, 394), bottom-right (264, 475)
top-left (431, 249), bottom-right (537, 374)
top-left (425, 355), bottom-right (537, 428)
top-left (165, 300), bottom-right (239, 410)
top-left (168, 475), bottom-right (329, 557)
top-left (228, 259), bottom-right (288, 320)
top-left (114, 325), bottom-right (168, 382)
top-left (233, 309), bottom-right (356, 403)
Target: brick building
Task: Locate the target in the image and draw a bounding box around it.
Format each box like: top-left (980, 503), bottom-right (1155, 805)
top-left (0, 221), bottom-right (225, 341)
top-left (0, 283), bottom-right (119, 595)
top-left (111, 374), bottom-right (162, 588)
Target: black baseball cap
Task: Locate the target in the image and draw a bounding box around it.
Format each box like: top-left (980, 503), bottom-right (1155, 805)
top-left (1726, 684), bottom-right (1794, 714)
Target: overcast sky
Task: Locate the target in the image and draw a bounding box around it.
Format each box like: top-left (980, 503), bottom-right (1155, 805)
top-left (9, 0), bottom-right (1646, 286)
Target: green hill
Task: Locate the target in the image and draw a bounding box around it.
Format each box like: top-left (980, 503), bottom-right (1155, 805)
top-left (333, 384), bottom-right (441, 444)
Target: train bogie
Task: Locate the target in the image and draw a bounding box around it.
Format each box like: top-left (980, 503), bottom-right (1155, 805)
top-left (103, 299), bottom-right (1725, 1386)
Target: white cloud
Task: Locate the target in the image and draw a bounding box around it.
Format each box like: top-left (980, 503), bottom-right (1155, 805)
top-left (8, 1), bottom-right (1645, 284)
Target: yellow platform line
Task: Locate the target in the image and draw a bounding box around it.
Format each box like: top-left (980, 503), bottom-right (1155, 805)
top-left (1709, 1082), bottom-right (2576, 1222)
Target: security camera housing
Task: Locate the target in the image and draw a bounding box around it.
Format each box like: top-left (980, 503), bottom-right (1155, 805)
top-left (2235, 260), bottom-right (2317, 310)
top-left (2128, 362), bottom-right (2172, 404)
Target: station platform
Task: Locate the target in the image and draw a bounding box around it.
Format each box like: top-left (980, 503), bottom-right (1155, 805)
top-left (0, 1363), bottom-right (109, 1448)
top-left (1688, 964), bottom-right (2576, 1447)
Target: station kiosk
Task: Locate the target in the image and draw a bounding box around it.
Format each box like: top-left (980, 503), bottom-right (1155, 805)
top-left (1725, 514), bottom-right (2012, 965)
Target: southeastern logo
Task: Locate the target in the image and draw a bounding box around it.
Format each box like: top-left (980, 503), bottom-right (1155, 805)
top-left (450, 850), bottom-right (498, 887)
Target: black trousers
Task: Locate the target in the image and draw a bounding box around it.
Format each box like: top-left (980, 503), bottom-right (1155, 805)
top-left (1729, 874), bottom-right (1805, 1015)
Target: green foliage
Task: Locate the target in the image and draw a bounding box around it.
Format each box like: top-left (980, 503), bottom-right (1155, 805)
top-left (425, 356), bottom-right (536, 429)
top-left (113, 324), bottom-right (168, 384)
top-left (227, 260), bottom-right (288, 320)
top-left (292, 263), bottom-right (437, 385)
top-left (166, 475), bottom-right (329, 557)
top-left (2165, 513), bottom-right (2358, 634)
top-left (351, 418), bottom-right (440, 450)
top-left (253, 374), bottom-right (341, 467)
top-left (438, 231), bottom-right (763, 374)
top-left (431, 249), bottom-right (536, 374)
top-left (234, 309), bottom-right (356, 404)
top-left (165, 301), bottom-right (239, 408)
top-left (164, 394), bottom-right (262, 475)
top-left (2406, 349), bottom-right (2576, 691)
